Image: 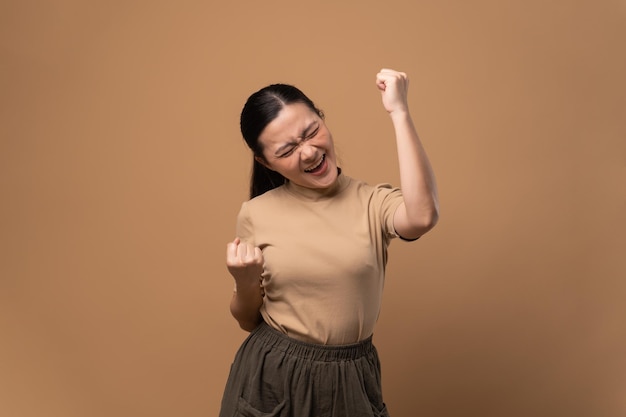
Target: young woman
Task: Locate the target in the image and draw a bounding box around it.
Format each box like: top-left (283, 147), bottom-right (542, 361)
top-left (219, 69), bottom-right (439, 417)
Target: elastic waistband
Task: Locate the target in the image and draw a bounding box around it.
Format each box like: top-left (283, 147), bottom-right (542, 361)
top-left (250, 322), bottom-right (375, 362)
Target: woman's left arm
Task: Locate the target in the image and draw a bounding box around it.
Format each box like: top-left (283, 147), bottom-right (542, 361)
top-left (376, 68), bottom-right (439, 240)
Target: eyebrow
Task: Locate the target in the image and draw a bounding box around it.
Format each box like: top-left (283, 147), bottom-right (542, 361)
top-left (273, 121), bottom-right (319, 156)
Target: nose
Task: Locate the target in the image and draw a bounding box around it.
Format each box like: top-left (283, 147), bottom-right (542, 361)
top-left (299, 143), bottom-right (317, 161)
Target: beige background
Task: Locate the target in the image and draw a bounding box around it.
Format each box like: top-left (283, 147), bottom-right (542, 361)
top-left (1, 1), bottom-right (625, 416)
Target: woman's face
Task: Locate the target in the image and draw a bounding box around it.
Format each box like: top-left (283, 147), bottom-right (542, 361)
top-left (256, 102), bottom-right (338, 190)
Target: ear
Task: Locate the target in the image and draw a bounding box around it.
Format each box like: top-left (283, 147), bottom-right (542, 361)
top-left (255, 155), bottom-right (272, 170)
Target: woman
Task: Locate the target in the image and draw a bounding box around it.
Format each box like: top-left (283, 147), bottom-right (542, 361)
top-left (219, 69), bottom-right (439, 417)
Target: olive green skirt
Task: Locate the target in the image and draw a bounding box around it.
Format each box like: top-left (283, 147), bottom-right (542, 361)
top-left (219, 321), bottom-right (389, 417)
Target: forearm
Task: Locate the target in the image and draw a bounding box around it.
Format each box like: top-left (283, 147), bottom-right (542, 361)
top-left (390, 110), bottom-right (439, 236)
top-left (226, 237), bottom-right (264, 331)
top-left (229, 279), bottom-right (263, 331)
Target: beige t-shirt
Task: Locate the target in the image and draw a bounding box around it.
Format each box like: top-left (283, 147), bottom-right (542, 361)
top-left (236, 173), bottom-right (406, 345)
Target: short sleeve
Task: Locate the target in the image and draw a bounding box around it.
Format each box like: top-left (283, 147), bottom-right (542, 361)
top-left (371, 183), bottom-right (405, 240)
top-left (235, 201), bottom-right (255, 245)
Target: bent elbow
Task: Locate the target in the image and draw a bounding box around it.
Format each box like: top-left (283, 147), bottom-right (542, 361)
top-left (238, 320), bottom-right (259, 332)
top-left (230, 304), bottom-right (262, 332)
top-left (424, 209), bottom-right (439, 231)
top-left (408, 209), bottom-right (440, 238)
top-left (396, 202), bottom-right (440, 240)
top-left (418, 213), bottom-right (439, 235)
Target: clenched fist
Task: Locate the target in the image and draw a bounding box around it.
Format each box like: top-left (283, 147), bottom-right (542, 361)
top-left (376, 68), bottom-right (410, 114)
top-left (226, 237), bottom-right (264, 294)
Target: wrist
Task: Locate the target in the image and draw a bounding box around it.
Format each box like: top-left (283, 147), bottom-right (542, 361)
top-left (234, 276), bottom-right (263, 294)
top-left (388, 107), bottom-right (410, 121)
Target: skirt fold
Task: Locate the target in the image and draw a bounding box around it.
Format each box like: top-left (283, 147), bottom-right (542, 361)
top-left (219, 322), bottom-right (389, 417)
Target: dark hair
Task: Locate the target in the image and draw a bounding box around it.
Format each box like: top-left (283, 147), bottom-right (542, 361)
top-left (240, 84), bottom-right (323, 198)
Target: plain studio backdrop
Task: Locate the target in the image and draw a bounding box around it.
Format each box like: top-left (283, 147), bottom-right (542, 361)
top-left (1, 1), bottom-right (625, 416)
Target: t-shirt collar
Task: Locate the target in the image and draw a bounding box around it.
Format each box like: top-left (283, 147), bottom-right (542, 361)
top-left (284, 168), bottom-right (349, 201)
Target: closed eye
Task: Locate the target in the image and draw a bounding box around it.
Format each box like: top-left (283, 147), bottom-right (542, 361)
top-left (305, 126), bottom-right (319, 139)
top-left (278, 146), bottom-right (296, 158)
top-left (275, 122), bottom-right (320, 158)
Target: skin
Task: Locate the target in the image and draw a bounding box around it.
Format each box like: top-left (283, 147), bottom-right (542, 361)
top-left (254, 102), bottom-right (339, 191)
top-left (227, 69), bottom-right (439, 331)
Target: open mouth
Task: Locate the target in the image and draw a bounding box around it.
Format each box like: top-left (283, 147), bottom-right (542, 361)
top-left (304, 154), bottom-right (326, 173)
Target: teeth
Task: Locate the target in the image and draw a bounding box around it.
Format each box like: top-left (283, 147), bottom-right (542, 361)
top-left (305, 155), bottom-right (325, 172)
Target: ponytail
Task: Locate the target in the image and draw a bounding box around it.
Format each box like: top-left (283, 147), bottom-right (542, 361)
top-left (250, 159), bottom-right (285, 199)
